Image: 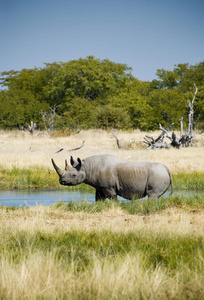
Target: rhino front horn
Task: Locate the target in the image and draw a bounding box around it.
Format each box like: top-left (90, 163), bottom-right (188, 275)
top-left (51, 159), bottom-right (65, 177)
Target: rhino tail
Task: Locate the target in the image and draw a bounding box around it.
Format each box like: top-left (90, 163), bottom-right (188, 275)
top-left (167, 167), bottom-right (174, 195)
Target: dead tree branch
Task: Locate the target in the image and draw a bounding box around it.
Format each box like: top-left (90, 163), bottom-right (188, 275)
top-left (159, 123), bottom-right (174, 141)
top-left (19, 121), bottom-right (37, 134)
top-left (187, 83), bottom-right (198, 137)
top-left (55, 141), bottom-right (85, 154)
top-left (68, 141), bottom-right (85, 151)
top-left (143, 123), bottom-right (181, 150)
top-left (144, 83), bottom-right (199, 150)
top-left (179, 83), bottom-right (199, 147)
top-left (144, 123), bottom-right (175, 150)
top-left (55, 148), bottom-right (64, 153)
top-left (178, 117), bottom-right (184, 138)
top-left (112, 129), bottom-right (121, 149)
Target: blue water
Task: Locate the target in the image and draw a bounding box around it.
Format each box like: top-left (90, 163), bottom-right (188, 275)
top-left (0, 189), bottom-right (203, 207)
top-left (0, 190), bottom-right (95, 207)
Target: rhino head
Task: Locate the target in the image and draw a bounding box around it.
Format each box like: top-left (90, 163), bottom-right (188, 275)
top-left (51, 156), bottom-right (86, 186)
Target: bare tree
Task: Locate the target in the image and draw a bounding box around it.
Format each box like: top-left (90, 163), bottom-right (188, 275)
top-left (187, 83), bottom-right (198, 138)
top-left (28, 121), bottom-right (37, 134)
top-left (41, 105), bottom-right (59, 133)
top-left (19, 121), bottom-right (37, 134)
top-left (179, 83), bottom-right (199, 147)
top-left (178, 117), bottom-right (184, 138)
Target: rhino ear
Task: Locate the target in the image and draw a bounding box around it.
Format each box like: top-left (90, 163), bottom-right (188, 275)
top-left (70, 156), bottom-right (74, 166)
top-left (77, 158), bottom-right (82, 168)
top-left (70, 156), bottom-right (80, 168)
top-left (75, 158), bottom-right (84, 171)
top-left (77, 158), bottom-right (86, 171)
top-left (70, 156), bottom-right (76, 167)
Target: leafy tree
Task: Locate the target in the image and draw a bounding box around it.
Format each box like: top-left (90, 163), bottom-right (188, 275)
top-left (150, 62), bottom-right (204, 129)
top-left (146, 89), bottom-right (187, 129)
top-left (151, 69), bottom-right (179, 89)
top-left (0, 64), bottom-right (60, 95)
top-left (44, 56), bottom-right (133, 106)
top-left (0, 88), bottom-right (48, 129)
top-left (92, 105), bottom-right (132, 129)
top-left (151, 62), bottom-right (204, 91)
top-left (62, 97), bottom-right (94, 129)
top-left (0, 58), bottom-right (203, 131)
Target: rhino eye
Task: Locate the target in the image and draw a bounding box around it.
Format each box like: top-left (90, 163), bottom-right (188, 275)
top-left (71, 174), bottom-right (76, 178)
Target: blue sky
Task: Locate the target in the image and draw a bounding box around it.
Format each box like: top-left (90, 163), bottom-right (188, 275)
top-left (1, 0), bottom-right (204, 81)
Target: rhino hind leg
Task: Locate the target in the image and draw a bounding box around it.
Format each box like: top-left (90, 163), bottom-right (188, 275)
top-left (146, 173), bottom-right (171, 199)
top-left (147, 190), bottom-right (162, 199)
top-left (146, 185), bottom-right (169, 199)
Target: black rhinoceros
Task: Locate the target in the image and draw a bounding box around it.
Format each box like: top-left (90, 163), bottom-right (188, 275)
top-left (51, 154), bottom-right (173, 201)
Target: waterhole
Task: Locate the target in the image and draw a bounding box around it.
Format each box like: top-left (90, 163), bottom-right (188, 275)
top-left (0, 189), bottom-right (203, 207)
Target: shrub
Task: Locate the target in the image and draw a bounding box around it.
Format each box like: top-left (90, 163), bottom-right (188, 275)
top-left (92, 105), bottom-right (132, 129)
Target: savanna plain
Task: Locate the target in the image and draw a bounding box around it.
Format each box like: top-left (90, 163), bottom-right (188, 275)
top-left (0, 129), bottom-right (204, 299)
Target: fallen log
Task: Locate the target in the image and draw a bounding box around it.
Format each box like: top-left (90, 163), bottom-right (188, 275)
top-left (143, 123), bottom-right (183, 150)
top-left (171, 132), bottom-right (181, 149)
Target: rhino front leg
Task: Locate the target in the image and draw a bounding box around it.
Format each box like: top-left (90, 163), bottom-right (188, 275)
top-left (110, 195), bottom-right (118, 201)
top-left (95, 189), bottom-right (118, 201)
top-left (95, 189), bottom-right (106, 201)
top-left (105, 188), bottom-right (118, 201)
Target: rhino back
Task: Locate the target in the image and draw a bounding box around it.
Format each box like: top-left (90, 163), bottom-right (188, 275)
top-left (84, 156), bottom-right (150, 197)
top-left (83, 155), bottom-right (123, 187)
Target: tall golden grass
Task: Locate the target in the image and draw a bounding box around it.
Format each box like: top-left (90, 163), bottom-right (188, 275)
top-left (0, 205), bottom-right (204, 299)
top-left (0, 129), bottom-right (204, 299)
top-left (0, 129), bottom-right (203, 172)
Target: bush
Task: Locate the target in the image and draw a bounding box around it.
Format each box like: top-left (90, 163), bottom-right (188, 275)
top-left (92, 105), bottom-right (132, 129)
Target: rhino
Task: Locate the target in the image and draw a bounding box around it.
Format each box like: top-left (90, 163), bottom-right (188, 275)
top-left (51, 154), bottom-right (173, 201)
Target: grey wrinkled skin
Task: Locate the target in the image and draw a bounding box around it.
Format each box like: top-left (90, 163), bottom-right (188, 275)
top-left (51, 155), bottom-right (173, 201)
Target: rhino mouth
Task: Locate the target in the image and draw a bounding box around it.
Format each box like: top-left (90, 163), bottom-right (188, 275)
top-left (59, 179), bottom-right (67, 185)
top-left (59, 179), bottom-right (74, 186)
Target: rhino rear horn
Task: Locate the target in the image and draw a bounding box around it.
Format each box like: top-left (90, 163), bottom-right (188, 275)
top-left (51, 159), bottom-right (65, 177)
top-left (65, 159), bottom-right (68, 170)
top-left (65, 159), bottom-right (72, 171)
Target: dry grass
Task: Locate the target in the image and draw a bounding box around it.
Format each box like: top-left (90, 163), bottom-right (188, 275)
top-left (0, 206), bottom-right (204, 299)
top-left (1, 204), bottom-right (204, 236)
top-left (0, 129), bottom-right (204, 299)
top-left (0, 129), bottom-right (203, 172)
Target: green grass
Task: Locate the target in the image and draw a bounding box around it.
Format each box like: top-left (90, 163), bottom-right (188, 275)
top-left (0, 166), bottom-right (94, 191)
top-left (53, 193), bottom-right (204, 215)
top-left (172, 171), bottom-right (204, 190)
top-left (0, 166), bottom-right (204, 191)
top-left (0, 216), bottom-right (204, 299)
top-left (1, 227), bottom-right (203, 272)
top-left (0, 196), bottom-right (204, 299)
